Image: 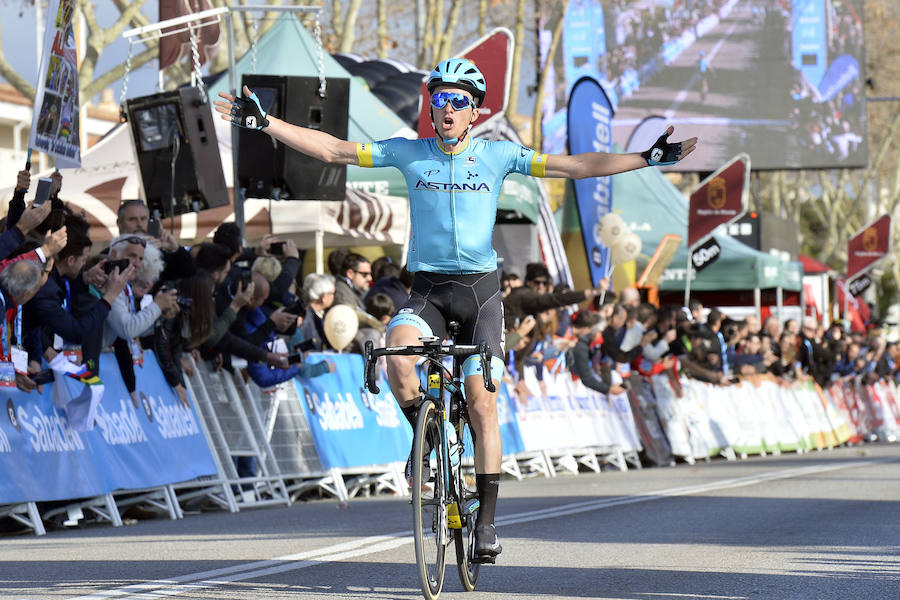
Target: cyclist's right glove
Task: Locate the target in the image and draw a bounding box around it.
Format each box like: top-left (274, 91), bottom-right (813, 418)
top-left (230, 91), bottom-right (270, 130)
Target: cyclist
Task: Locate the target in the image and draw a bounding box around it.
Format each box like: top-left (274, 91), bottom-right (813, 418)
top-left (215, 58), bottom-right (697, 563)
top-left (698, 50), bottom-right (711, 102)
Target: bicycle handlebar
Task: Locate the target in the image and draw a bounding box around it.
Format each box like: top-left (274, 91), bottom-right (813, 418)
top-left (363, 340), bottom-right (496, 394)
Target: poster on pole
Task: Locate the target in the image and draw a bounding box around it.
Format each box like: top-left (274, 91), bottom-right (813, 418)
top-left (417, 28), bottom-right (513, 138)
top-left (567, 76), bottom-right (614, 285)
top-left (28, 0), bottom-right (81, 166)
top-left (847, 214), bottom-right (891, 280)
top-left (688, 153), bottom-right (750, 248)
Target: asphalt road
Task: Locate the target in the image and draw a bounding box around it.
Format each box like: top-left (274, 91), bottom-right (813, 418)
top-left (2, 444), bottom-right (899, 600)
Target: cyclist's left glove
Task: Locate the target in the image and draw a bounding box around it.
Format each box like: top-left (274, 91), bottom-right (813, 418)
top-left (230, 91), bottom-right (269, 130)
top-left (641, 131), bottom-right (682, 166)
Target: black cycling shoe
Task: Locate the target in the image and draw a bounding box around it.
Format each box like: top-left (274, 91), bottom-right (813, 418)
top-left (405, 435), bottom-right (433, 486)
top-left (473, 524), bottom-right (502, 563)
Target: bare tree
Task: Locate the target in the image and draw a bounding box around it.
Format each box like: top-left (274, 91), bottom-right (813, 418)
top-left (505, 0), bottom-right (526, 117)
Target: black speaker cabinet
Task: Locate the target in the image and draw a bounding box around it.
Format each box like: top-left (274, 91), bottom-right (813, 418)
top-left (238, 75), bottom-right (349, 201)
top-left (125, 87), bottom-right (229, 217)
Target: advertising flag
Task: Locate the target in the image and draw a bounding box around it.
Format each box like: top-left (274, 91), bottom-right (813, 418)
top-left (567, 76), bottom-right (614, 285)
top-left (417, 28), bottom-right (513, 138)
top-left (29, 0), bottom-right (81, 166)
top-left (847, 214), bottom-right (891, 279)
top-left (688, 153), bottom-right (750, 247)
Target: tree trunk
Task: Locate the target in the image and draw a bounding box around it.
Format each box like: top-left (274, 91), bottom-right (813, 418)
top-left (531, 4), bottom-right (565, 153)
top-left (505, 0), bottom-right (526, 117)
top-left (377, 0), bottom-right (388, 58)
top-left (338, 0), bottom-right (365, 54)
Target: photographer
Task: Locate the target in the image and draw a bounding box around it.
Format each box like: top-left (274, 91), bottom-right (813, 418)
top-left (24, 214), bottom-right (130, 382)
top-left (116, 200), bottom-right (195, 281)
top-left (153, 273), bottom-right (218, 405)
top-left (102, 234), bottom-right (177, 348)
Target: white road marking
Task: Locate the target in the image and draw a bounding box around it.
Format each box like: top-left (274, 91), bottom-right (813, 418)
top-left (64, 457), bottom-right (893, 600)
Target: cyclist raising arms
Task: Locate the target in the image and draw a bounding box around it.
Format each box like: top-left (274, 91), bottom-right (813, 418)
top-left (215, 58), bottom-right (697, 563)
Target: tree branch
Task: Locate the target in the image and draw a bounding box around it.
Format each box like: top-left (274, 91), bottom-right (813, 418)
top-left (82, 45), bottom-right (157, 100)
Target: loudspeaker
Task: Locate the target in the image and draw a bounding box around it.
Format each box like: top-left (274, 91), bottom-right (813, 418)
top-left (238, 75), bottom-right (349, 201)
top-left (125, 87), bottom-right (229, 218)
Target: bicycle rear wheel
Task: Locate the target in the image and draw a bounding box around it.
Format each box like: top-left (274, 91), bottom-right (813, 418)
top-left (412, 399), bottom-right (447, 600)
top-left (453, 413), bottom-right (480, 591)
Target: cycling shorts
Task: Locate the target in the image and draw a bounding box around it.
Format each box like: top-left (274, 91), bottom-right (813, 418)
top-left (388, 270), bottom-right (505, 372)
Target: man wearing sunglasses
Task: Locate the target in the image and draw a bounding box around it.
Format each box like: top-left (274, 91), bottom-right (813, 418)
top-left (216, 57), bottom-right (697, 563)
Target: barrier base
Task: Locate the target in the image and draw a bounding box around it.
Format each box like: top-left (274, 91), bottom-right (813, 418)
top-left (0, 502), bottom-right (46, 536)
top-left (43, 493), bottom-right (123, 528)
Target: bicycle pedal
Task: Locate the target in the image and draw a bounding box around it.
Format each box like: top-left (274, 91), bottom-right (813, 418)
top-left (472, 555), bottom-right (496, 565)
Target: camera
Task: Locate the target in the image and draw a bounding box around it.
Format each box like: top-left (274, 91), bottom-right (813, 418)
top-left (269, 241), bottom-right (285, 255)
top-left (147, 217), bottom-right (161, 238)
top-left (176, 295), bottom-right (192, 310)
top-left (103, 258), bottom-right (131, 275)
top-left (293, 338), bottom-right (316, 353)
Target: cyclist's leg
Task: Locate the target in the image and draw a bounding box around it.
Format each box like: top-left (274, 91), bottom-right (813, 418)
top-left (386, 274), bottom-right (447, 483)
top-left (455, 271), bottom-right (506, 559)
top-left (385, 274), bottom-right (447, 414)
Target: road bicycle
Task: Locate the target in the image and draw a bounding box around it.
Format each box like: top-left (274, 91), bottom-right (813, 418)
top-left (364, 324), bottom-right (495, 600)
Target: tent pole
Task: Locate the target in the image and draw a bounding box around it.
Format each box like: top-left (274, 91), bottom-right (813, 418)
top-left (227, 12), bottom-right (245, 241)
top-left (315, 230), bottom-right (325, 274)
top-left (684, 248), bottom-right (692, 308)
top-left (754, 287), bottom-right (761, 324)
top-left (776, 286), bottom-right (783, 324)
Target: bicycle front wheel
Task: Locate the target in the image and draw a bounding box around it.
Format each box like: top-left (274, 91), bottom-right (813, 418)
top-left (453, 412), bottom-right (480, 591)
top-left (412, 399), bottom-right (447, 600)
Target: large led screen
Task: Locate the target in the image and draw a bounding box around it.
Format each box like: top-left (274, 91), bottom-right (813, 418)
top-left (540, 0), bottom-right (867, 171)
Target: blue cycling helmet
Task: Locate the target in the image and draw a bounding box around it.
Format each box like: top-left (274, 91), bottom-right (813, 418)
top-left (426, 58), bottom-right (487, 107)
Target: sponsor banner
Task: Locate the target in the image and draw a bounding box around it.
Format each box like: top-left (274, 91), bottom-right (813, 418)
top-left (293, 353), bottom-right (412, 470)
top-left (847, 214), bottom-right (891, 279)
top-left (0, 352), bottom-right (216, 504)
top-left (417, 28), bottom-right (512, 138)
top-left (496, 381), bottom-right (525, 456)
top-left (567, 76), bottom-right (615, 284)
top-left (848, 273), bottom-right (872, 297)
top-left (690, 237), bottom-right (722, 273)
top-left (688, 154), bottom-right (750, 247)
top-left (816, 54), bottom-right (859, 102)
top-left (29, 0), bottom-right (81, 165)
top-left (792, 0), bottom-right (828, 88)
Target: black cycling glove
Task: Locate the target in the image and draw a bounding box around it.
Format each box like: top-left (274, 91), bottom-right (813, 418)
top-left (230, 91), bottom-right (269, 130)
top-left (641, 130), bottom-right (682, 166)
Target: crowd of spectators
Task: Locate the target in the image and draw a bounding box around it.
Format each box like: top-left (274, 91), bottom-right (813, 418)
top-left (495, 267), bottom-right (898, 398)
top-left (1, 170), bottom-right (348, 415)
top-left (5, 167), bottom-right (891, 435)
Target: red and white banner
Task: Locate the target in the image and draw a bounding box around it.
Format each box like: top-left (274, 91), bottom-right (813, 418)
top-left (847, 214), bottom-right (891, 280)
top-left (688, 153), bottom-right (750, 247)
top-left (416, 28), bottom-right (513, 138)
top-left (29, 0), bottom-right (81, 166)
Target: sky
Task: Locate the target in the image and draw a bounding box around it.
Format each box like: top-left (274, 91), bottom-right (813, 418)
top-left (0, 0), bottom-right (160, 103)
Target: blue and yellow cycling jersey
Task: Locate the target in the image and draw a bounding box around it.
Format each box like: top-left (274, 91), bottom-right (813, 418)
top-left (356, 136), bottom-right (547, 274)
